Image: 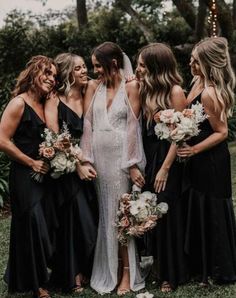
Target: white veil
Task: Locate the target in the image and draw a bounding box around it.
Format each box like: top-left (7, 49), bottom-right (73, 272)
top-left (121, 52), bottom-right (134, 79)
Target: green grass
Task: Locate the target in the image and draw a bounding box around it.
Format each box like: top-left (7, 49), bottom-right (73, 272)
top-left (1, 142), bottom-right (236, 298)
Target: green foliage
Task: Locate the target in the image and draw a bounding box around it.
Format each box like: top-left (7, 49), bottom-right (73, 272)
top-left (0, 4), bottom-right (236, 208)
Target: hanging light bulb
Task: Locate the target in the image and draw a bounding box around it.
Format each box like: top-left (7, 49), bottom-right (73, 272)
top-left (208, 0), bottom-right (218, 37)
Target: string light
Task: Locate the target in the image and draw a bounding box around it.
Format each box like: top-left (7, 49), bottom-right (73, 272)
top-left (208, 0), bottom-right (218, 37)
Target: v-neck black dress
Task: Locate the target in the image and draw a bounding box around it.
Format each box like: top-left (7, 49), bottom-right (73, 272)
top-left (182, 93), bottom-right (236, 283)
top-left (46, 100), bottom-right (98, 292)
top-left (4, 102), bottom-right (52, 293)
top-left (140, 117), bottom-right (189, 289)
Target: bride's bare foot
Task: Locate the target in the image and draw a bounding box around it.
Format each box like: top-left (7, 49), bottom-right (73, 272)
top-left (117, 267), bottom-right (131, 296)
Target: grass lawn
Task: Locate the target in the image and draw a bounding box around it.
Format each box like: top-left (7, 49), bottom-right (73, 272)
top-left (1, 142), bottom-right (236, 298)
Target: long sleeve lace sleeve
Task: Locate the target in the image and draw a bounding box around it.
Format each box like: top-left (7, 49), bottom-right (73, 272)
top-left (121, 98), bottom-right (146, 172)
top-left (80, 101), bottom-right (94, 164)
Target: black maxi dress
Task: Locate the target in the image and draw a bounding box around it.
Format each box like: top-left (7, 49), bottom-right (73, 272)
top-left (140, 118), bottom-right (189, 289)
top-left (183, 93), bottom-right (236, 283)
top-left (47, 100), bottom-right (98, 292)
top-left (4, 102), bottom-right (52, 293)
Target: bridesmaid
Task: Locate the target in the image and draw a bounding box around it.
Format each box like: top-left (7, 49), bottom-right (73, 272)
top-left (44, 52), bottom-right (98, 294)
top-left (0, 56), bottom-right (57, 298)
top-left (177, 37), bottom-right (236, 285)
top-left (136, 43), bottom-right (189, 292)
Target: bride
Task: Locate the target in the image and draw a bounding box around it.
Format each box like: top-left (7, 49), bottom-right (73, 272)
top-left (81, 41), bottom-right (146, 295)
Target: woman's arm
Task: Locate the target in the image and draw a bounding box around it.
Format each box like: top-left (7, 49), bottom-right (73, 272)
top-left (154, 85), bottom-right (187, 193)
top-left (125, 80), bottom-right (145, 188)
top-left (83, 80), bottom-right (98, 114)
top-left (125, 80), bottom-right (141, 118)
top-left (0, 97), bottom-right (48, 173)
top-left (177, 86), bottom-right (228, 157)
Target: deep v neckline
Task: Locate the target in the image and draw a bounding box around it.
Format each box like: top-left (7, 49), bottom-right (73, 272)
top-left (105, 80), bottom-right (123, 113)
top-left (24, 102), bottom-right (46, 124)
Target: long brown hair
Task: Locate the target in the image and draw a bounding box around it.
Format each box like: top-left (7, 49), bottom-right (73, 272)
top-left (138, 43), bottom-right (183, 126)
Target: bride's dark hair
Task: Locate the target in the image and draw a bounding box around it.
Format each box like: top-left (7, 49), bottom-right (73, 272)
top-left (92, 41), bottom-right (123, 87)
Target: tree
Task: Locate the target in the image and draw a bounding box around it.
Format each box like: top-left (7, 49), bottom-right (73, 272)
top-left (76, 0), bottom-right (88, 29)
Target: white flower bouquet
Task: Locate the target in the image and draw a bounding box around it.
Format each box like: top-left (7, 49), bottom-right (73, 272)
top-left (31, 122), bottom-right (83, 182)
top-left (154, 101), bottom-right (207, 145)
top-left (116, 185), bottom-right (168, 246)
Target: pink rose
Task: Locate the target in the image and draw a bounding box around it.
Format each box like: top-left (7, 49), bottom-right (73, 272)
top-left (160, 109), bottom-right (175, 124)
top-left (182, 109), bottom-right (195, 118)
top-left (120, 216), bottom-right (130, 228)
top-left (41, 147), bottom-right (55, 159)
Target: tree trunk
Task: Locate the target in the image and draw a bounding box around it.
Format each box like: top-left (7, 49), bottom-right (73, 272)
top-left (172, 0), bottom-right (196, 29)
top-left (76, 0), bottom-right (88, 29)
top-left (233, 0), bottom-right (236, 28)
top-left (195, 0), bottom-right (207, 40)
top-left (115, 0), bottom-right (155, 42)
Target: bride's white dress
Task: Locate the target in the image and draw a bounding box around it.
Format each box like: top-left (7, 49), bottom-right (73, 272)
top-left (81, 79), bottom-right (146, 294)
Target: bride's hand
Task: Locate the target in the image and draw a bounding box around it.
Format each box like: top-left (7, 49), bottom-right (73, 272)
top-left (129, 166), bottom-right (145, 188)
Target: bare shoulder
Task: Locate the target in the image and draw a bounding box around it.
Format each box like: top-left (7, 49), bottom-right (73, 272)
top-left (6, 95), bottom-right (25, 114)
top-left (171, 85), bottom-right (185, 97)
top-left (126, 79), bottom-right (139, 89)
top-left (170, 85), bottom-right (187, 111)
top-left (201, 86), bottom-right (217, 109)
top-left (87, 79), bottom-right (100, 92)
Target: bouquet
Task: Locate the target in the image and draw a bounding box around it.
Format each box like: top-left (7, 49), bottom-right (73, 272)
top-left (154, 101), bottom-right (207, 145)
top-left (154, 102), bottom-right (207, 161)
top-left (116, 185), bottom-right (168, 246)
top-left (31, 122), bottom-right (83, 182)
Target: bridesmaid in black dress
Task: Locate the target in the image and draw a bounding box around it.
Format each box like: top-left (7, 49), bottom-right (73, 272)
top-left (0, 56), bottom-right (57, 298)
top-left (44, 53), bottom-right (98, 294)
top-left (177, 37), bottom-right (236, 285)
top-left (136, 43), bottom-right (189, 292)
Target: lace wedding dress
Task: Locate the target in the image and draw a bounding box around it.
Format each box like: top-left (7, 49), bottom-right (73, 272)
top-left (81, 79), bottom-right (146, 294)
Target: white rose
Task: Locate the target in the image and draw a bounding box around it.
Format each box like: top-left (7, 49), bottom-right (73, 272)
top-left (66, 159), bottom-right (76, 173)
top-left (139, 191), bottom-right (153, 201)
top-left (157, 202), bottom-right (169, 214)
top-left (130, 200), bottom-right (147, 216)
top-left (136, 207), bottom-right (149, 221)
top-left (50, 152), bottom-right (67, 172)
top-left (154, 123), bottom-right (171, 140)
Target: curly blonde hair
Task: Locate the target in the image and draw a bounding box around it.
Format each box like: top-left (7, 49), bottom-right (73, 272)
top-left (54, 52), bottom-right (85, 97)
